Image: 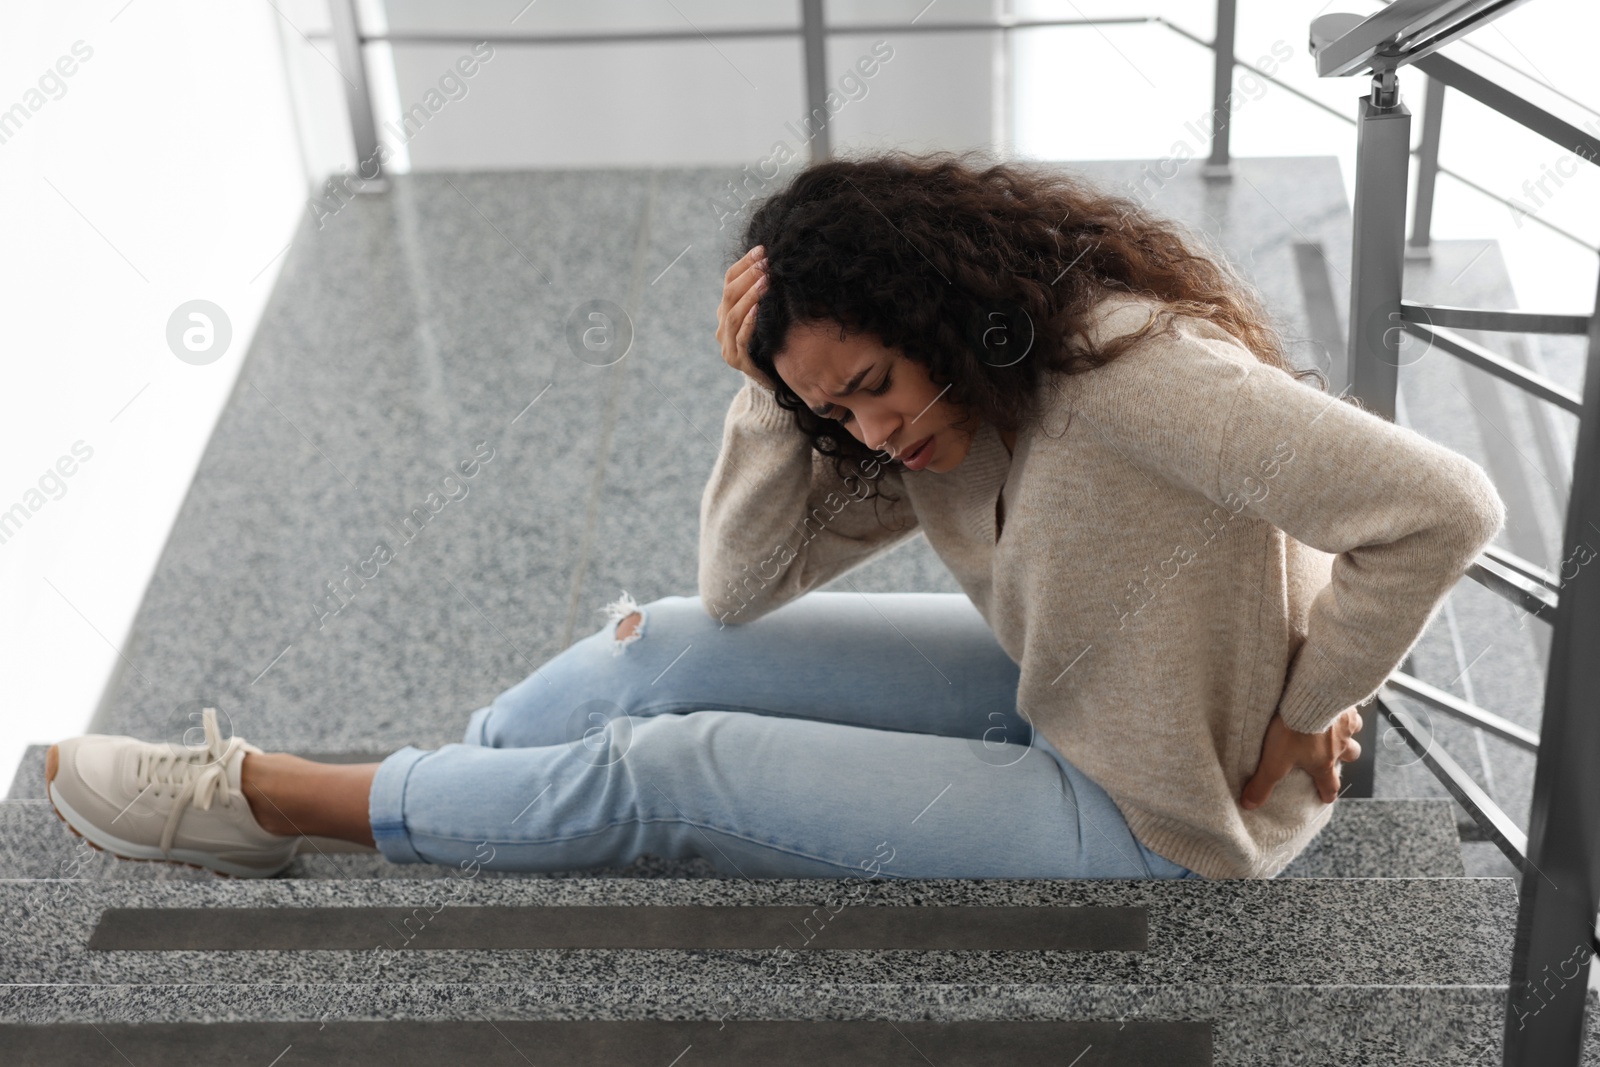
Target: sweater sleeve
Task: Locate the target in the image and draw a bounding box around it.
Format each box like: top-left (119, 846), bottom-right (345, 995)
top-left (697, 377), bottom-right (922, 626)
top-left (1081, 320), bottom-right (1506, 736)
top-left (1213, 362), bottom-right (1505, 734)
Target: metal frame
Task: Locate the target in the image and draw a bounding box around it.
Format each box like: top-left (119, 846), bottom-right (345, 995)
top-left (321, 10), bottom-right (1164, 181)
top-left (1203, 0), bottom-right (1238, 179)
top-left (1400, 318), bottom-right (1586, 415)
top-left (1466, 554), bottom-right (1561, 622)
top-left (1404, 49), bottom-right (1600, 253)
top-left (1400, 303), bottom-right (1592, 336)
top-left (800, 0), bottom-right (830, 162)
top-left (1407, 73), bottom-right (1446, 259)
top-left (1313, 0), bottom-right (1536, 78)
top-left (1483, 543), bottom-right (1562, 593)
top-left (315, 4), bottom-right (1600, 258)
top-left (316, 7), bottom-right (1264, 188)
top-left (327, 0), bottom-right (388, 190)
top-left (1312, 3), bottom-right (1600, 1061)
top-left (1415, 51), bottom-right (1600, 163)
top-left (1345, 88), bottom-right (1413, 423)
top-left (1504, 264), bottom-right (1600, 1064)
top-left (1383, 672), bottom-right (1540, 750)
top-left (355, 15), bottom-right (1159, 44)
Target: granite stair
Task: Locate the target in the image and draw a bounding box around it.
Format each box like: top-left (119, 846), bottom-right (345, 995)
top-left (0, 865), bottom-right (1560, 1065)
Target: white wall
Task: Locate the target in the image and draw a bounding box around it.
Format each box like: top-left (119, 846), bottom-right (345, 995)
top-left (0, 1), bottom-right (310, 786)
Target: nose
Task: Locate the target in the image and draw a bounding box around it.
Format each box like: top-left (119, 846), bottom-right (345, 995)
top-left (858, 409), bottom-right (902, 457)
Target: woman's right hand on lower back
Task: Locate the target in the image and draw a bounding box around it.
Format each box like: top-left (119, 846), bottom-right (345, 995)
top-left (1239, 705), bottom-right (1364, 809)
top-left (717, 245), bottom-right (779, 392)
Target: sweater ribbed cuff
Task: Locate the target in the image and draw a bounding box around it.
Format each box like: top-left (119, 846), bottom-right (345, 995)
top-left (1274, 662), bottom-right (1363, 736)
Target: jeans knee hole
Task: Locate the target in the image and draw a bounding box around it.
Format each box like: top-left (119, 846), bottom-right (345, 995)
top-left (602, 590), bottom-right (647, 656)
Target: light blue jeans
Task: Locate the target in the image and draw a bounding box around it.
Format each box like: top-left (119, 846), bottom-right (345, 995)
top-left (369, 592), bottom-right (1200, 880)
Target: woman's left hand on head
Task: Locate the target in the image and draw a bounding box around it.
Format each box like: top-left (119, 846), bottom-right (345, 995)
top-left (1239, 706), bottom-right (1364, 810)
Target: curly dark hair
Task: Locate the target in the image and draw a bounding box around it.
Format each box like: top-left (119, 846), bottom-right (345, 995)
top-left (737, 147), bottom-right (1339, 512)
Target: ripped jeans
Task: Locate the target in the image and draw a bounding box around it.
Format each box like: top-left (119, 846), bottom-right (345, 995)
top-left (368, 592), bottom-right (1200, 880)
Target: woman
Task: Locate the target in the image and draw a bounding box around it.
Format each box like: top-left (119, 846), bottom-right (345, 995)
top-left (44, 150), bottom-right (1504, 881)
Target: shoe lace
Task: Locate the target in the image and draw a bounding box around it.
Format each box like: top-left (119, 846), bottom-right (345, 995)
top-left (134, 707), bottom-right (249, 854)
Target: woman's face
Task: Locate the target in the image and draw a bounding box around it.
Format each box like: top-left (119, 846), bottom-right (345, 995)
top-left (773, 320), bottom-right (980, 473)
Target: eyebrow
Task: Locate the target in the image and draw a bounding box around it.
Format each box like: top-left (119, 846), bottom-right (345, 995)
top-left (807, 365), bottom-right (876, 417)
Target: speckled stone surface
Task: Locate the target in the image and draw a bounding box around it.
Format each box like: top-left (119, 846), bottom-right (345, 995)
top-left (85, 170), bottom-right (648, 756)
top-left (6, 747), bottom-right (47, 802)
top-left (0, 877), bottom-right (1515, 987)
top-left (0, 877), bottom-right (1539, 1064)
top-left (0, 797), bottom-right (1464, 881)
top-left (2, 1016), bottom-right (1205, 1067)
top-left (0, 866), bottom-right (1561, 1065)
top-left (8, 985), bottom-right (1594, 1066)
top-left (1275, 797), bottom-right (1463, 878)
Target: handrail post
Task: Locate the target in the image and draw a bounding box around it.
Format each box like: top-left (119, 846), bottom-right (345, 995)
top-left (1345, 69), bottom-right (1411, 423)
top-left (328, 0), bottom-right (388, 191)
top-left (800, 0), bottom-right (831, 163)
top-left (1203, 0), bottom-right (1237, 179)
top-left (1407, 74), bottom-right (1446, 261)
top-left (1339, 67), bottom-right (1412, 801)
top-left (1503, 268), bottom-right (1600, 1067)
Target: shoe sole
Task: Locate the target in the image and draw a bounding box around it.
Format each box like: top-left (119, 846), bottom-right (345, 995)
top-left (45, 744), bottom-right (293, 879)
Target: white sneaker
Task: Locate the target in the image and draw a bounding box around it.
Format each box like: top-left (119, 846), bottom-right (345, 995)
top-left (46, 707), bottom-right (300, 878)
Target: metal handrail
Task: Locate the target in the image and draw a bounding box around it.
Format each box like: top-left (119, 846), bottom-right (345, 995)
top-left (1348, 0), bottom-right (1600, 120)
top-left (1466, 556), bottom-right (1561, 621)
top-left (313, 8), bottom-right (1200, 185)
top-left (1376, 693), bottom-right (1530, 866)
top-left (1399, 303), bottom-right (1592, 336)
top-left (325, 16), bottom-right (1161, 44)
top-left (1315, 0), bottom-right (1600, 1059)
top-left (1383, 672), bottom-right (1541, 749)
top-left (1311, 0), bottom-right (1536, 78)
top-left (1482, 544), bottom-right (1561, 593)
top-left (1413, 51), bottom-right (1600, 167)
top-left (308, 4), bottom-right (1600, 258)
top-left (1315, 1), bottom-right (1600, 260)
top-left (1452, 31), bottom-right (1600, 120)
top-left (1398, 318), bottom-right (1586, 415)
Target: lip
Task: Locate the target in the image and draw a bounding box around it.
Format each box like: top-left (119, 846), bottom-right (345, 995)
top-left (899, 433), bottom-right (935, 471)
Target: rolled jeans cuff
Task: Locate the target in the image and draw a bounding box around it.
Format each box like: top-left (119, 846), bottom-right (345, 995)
top-left (368, 744), bottom-right (433, 865)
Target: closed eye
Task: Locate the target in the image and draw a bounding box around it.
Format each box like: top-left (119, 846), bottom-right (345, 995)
top-left (832, 370), bottom-right (893, 426)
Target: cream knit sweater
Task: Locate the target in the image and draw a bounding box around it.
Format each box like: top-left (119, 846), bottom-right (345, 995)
top-left (697, 291), bottom-right (1506, 879)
